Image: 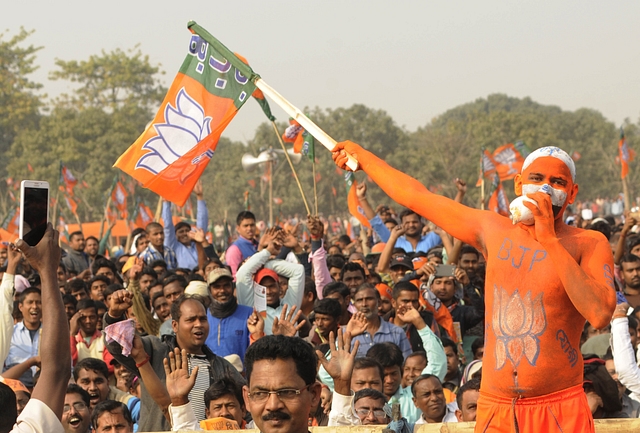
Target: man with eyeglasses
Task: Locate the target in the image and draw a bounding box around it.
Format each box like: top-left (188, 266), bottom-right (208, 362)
top-left (353, 389), bottom-right (390, 425)
top-left (62, 384), bottom-right (92, 433)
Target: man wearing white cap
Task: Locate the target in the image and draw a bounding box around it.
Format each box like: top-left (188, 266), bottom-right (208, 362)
top-left (205, 268), bottom-right (253, 362)
top-left (333, 142), bottom-right (615, 433)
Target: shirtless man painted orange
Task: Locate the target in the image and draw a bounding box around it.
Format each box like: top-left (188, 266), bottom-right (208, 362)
top-left (333, 143), bottom-right (616, 432)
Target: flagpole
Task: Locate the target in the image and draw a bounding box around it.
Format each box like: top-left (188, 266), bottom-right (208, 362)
top-left (270, 121), bottom-right (312, 215)
top-left (52, 189), bottom-right (60, 228)
top-left (154, 196), bottom-right (162, 222)
top-left (312, 161), bottom-right (319, 215)
top-left (480, 178), bottom-right (485, 210)
top-left (268, 160), bottom-right (273, 227)
top-left (623, 176), bottom-right (631, 211)
top-left (255, 79), bottom-right (358, 171)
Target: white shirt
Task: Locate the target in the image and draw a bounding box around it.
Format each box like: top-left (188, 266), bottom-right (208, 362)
top-left (11, 398), bottom-right (64, 433)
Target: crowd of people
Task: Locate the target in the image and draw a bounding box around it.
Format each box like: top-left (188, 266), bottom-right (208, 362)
top-left (0, 145), bottom-right (639, 433)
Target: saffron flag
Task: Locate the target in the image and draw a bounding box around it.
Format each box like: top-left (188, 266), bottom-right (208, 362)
top-left (112, 181), bottom-right (128, 213)
top-left (487, 174), bottom-right (509, 216)
top-left (114, 22), bottom-right (265, 206)
top-left (60, 162), bottom-right (78, 196)
top-left (345, 172), bottom-right (371, 228)
top-left (282, 119), bottom-right (305, 154)
top-left (619, 127), bottom-right (635, 179)
top-left (57, 216), bottom-right (70, 243)
top-left (492, 143), bottom-right (525, 181)
top-left (135, 201), bottom-right (154, 229)
top-left (64, 195), bottom-right (78, 216)
top-left (476, 149), bottom-right (497, 187)
top-left (2, 208), bottom-right (19, 235)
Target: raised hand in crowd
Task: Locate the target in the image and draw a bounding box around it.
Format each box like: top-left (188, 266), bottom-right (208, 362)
top-left (272, 304), bottom-right (306, 336)
top-left (396, 304), bottom-right (427, 330)
top-left (346, 311), bottom-right (368, 337)
top-left (454, 177), bottom-right (467, 203)
top-left (163, 348), bottom-right (198, 407)
top-left (188, 227), bottom-right (206, 244)
top-left (131, 333), bottom-right (171, 418)
top-left (454, 266), bottom-right (470, 286)
top-left (128, 258), bottom-right (144, 281)
top-left (316, 328), bottom-right (360, 395)
top-left (416, 261), bottom-right (436, 279)
top-left (247, 308), bottom-right (265, 339)
top-left (193, 179), bottom-right (204, 199)
top-left (282, 223), bottom-right (302, 252)
top-left (308, 215), bottom-right (324, 239)
top-left (108, 289), bottom-right (134, 318)
top-left (258, 227), bottom-right (281, 252)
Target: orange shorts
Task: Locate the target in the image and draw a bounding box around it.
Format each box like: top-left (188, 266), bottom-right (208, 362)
top-left (474, 384), bottom-right (594, 433)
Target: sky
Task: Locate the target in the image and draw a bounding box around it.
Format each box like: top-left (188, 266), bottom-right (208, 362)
top-left (3, 1), bottom-right (639, 145)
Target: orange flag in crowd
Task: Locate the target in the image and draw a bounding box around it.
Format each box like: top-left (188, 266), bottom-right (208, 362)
top-left (492, 143), bottom-right (525, 181)
top-left (345, 172), bottom-right (371, 229)
top-left (619, 127), bottom-right (635, 179)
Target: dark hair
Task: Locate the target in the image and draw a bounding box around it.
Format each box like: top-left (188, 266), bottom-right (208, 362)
top-left (588, 220), bottom-right (611, 241)
top-left (18, 287), bottom-right (41, 304)
top-left (354, 283), bottom-right (379, 298)
top-left (104, 284), bottom-right (124, 301)
top-left (131, 227), bottom-right (146, 238)
top-left (91, 258), bottom-right (117, 279)
top-left (244, 335), bottom-right (317, 386)
top-left (175, 221), bottom-right (191, 233)
top-left (76, 299), bottom-right (97, 312)
top-left (146, 222), bottom-right (163, 232)
top-left (163, 274), bottom-right (188, 290)
top-left (354, 357), bottom-right (384, 382)
top-left (322, 282), bottom-right (350, 299)
top-left (58, 262), bottom-right (68, 273)
top-left (441, 337), bottom-right (457, 352)
top-left (460, 245), bottom-right (480, 259)
top-left (403, 351), bottom-right (427, 368)
top-left (303, 279), bottom-right (317, 302)
top-left (313, 298), bottom-right (342, 319)
top-left (392, 248), bottom-right (407, 257)
top-left (411, 373), bottom-right (440, 397)
top-left (62, 294), bottom-right (78, 307)
top-left (204, 378), bottom-right (245, 410)
top-left (187, 273), bottom-right (205, 283)
top-left (92, 400), bottom-right (132, 430)
top-left (471, 338), bottom-right (484, 356)
top-left (69, 231), bottom-right (84, 241)
top-left (66, 383), bottom-right (91, 407)
top-left (175, 267), bottom-right (193, 276)
top-left (341, 262), bottom-right (365, 281)
top-left (353, 388), bottom-right (387, 405)
top-left (0, 382), bottom-right (17, 433)
top-left (621, 253), bottom-right (640, 265)
top-left (629, 315), bottom-right (639, 332)
top-left (399, 208), bottom-right (421, 223)
top-left (85, 235), bottom-right (99, 244)
top-left (151, 291), bottom-right (167, 307)
top-left (456, 378), bottom-right (480, 410)
top-left (338, 234), bottom-right (351, 245)
top-left (89, 275), bottom-right (110, 289)
top-left (150, 259), bottom-right (168, 270)
top-left (95, 301), bottom-right (107, 313)
top-left (73, 357), bottom-right (109, 381)
top-left (66, 279), bottom-right (87, 296)
top-left (392, 281), bottom-right (419, 300)
top-left (367, 342), bottom-right (404, 369)
top-left (326, 255), bottom-right (346, 270)
top-left (170, 295), bottom-right (205, 321)
top-left (236, 211), bottom-right (256, 226)
top-left (139, 267), bottom-right (157, 281)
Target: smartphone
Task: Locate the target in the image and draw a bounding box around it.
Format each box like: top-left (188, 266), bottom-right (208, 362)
top-left (20, 180), bottom-right (49, 246)
top-left (435, 264), bottom-right (456, 278)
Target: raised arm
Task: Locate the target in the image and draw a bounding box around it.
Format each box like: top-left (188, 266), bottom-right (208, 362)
top-left (614, 215), bottom-right (635, 265)
top-left (0, 245), bottom-right (20, 365)
top-left (333, 141), bottom-right (488, 251)
top-left (236, 249), bottom-right (272, 306)
top-left (309, 216), bottom-right (332, 298)
top-left (17, 225), bottom-right (70, 418)
top-left (162, 200), bottom-right (179, 250)
top-left (194, 180), bottom-right (208, 231)
top-left (526, 191), bottom-right (616, 328)
top-left (397, 306), bottom-right (447, 381)
top-left (376, 225), bottom-right (404, 273)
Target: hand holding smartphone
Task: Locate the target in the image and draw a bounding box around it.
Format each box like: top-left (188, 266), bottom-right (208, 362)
top-left (20, 180), bottom-right (50, 247)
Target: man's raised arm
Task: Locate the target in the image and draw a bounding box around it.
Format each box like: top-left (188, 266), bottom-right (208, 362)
top-left (332, 141), bottom-right (489, 251)
top-left (16, 224), bottom-right (70, 418)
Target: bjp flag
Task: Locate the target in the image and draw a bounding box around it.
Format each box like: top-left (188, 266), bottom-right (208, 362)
top-left (619, 127), bottom-right (635, 179)
top-left (492, 143), bottom-right (525, 181)
top-left (114, 22), bottom-right (271, 206)
top-left (345, 172), bottom-right (371, 229)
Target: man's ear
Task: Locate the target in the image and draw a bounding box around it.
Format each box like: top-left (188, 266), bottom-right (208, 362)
top-left (567, 184), bottom-right (579, 205)
top-left (171, 319), bottom-right (178, 334)
top-left (391, 298), bottom-right (398, 310)
top-left (308, 382), bottom-right (322, 407)
top-left (514, 173), bottom-right (523, 196)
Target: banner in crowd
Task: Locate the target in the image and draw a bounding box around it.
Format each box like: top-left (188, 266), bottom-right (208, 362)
top-left (619, 127), bottom-right (635, 179)
top-left (60, 163), bottom-right (78, 196)
top-left (487, 174), bottom-right (509, 216)
top-left (114, 22), bottom-right (272, 206)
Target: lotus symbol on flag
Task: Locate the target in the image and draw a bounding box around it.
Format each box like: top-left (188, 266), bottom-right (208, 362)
top-left (492, 286), bottom-right (546, 370)
top-left (136, 88), bottom-right (212, 177)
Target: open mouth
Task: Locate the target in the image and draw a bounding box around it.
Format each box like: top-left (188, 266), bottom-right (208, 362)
top-left (88, 392), bottom-right (100, 403)
top-left (193, 330), bottom-right (205, 339)
top-left (69, 416), bottom-right (82, 427)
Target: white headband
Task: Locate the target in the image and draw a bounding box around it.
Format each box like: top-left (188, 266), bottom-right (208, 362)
top-left (521, 147), bottom-right (575, 181)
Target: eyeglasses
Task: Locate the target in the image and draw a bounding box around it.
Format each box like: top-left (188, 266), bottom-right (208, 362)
top-left (355, 408), bottom-right (387, 418)
top-left (63, 402), bottom-right (88, 413)
top-left (247, 384), bottom-right (311, 402)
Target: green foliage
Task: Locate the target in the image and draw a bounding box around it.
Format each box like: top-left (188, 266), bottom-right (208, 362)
top-left (0, 28), bottom-right (42, 171)
top-left (0, 33), bottom-right (637, 225)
